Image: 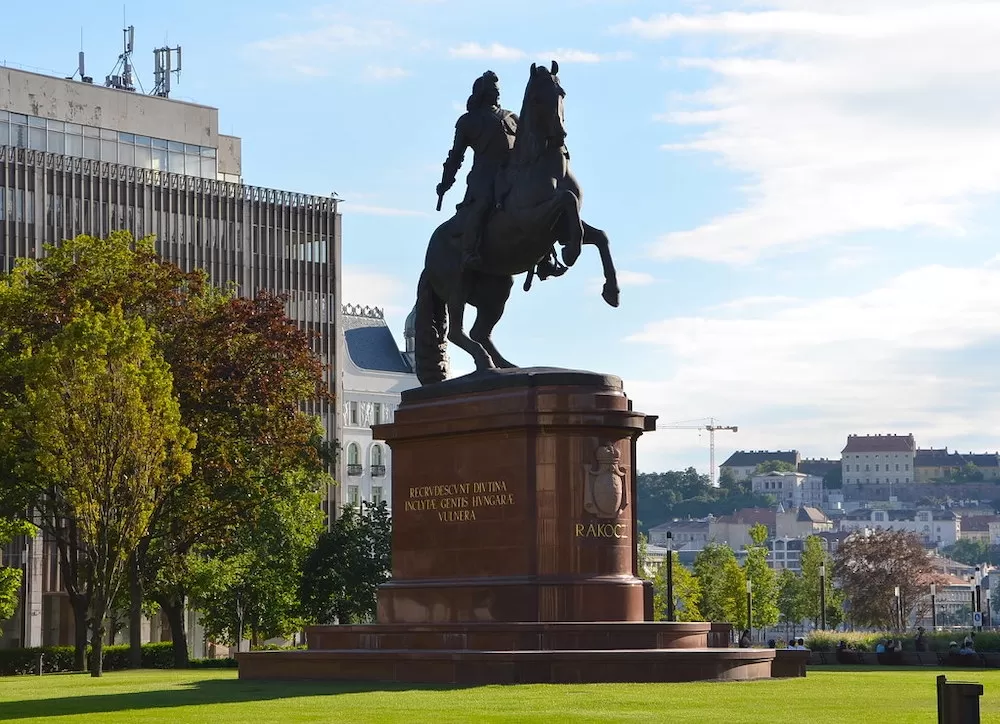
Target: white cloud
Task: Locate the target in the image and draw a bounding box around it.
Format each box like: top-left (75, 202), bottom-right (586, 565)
top-left (342, 266), bottom-right (410, 315)
top-left (449, 43), bottom-right (632, 64)
top-left (615, 2), bottom-right (1000, 263)
top-left (341, 202), bottom-right (430, 217)
top-left (363, 65), bottom-right (411, 81)
top-left (449, 42), bottom-right (526, 60)
top-left (248, 16), bottom-right (406, 77)
top-left (619, 270), bottom-right (656, 286)
top-left (625, 263), bottom-right (1000, 464)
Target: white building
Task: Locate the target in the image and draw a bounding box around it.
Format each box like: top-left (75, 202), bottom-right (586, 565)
top-left (719, 450), bottom-right (800, 483)
top-left (647, 520), bottom-right (710, 550)
top-left (841, 434), bottom-right (916, 498)
top-left (751, 471), bottom-right (824, 509)
top-left (839, 509), bottom-right (961, 547)
top-left (340, 304), bottom-right (420, 512)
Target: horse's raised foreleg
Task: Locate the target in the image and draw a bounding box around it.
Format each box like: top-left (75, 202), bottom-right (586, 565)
top-left (447, 294), bottom-right (496, 372)
top-left (469, 276), bottom-right (516, 368)
top-left (583, 221), bottom-right (620, 308)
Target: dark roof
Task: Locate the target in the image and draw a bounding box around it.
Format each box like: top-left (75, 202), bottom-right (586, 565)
top-left (797, 506), bottom-right (830, 523)
top-left (798, 459), bottom-right (840, 476)
top-left (343, 309), bottom-right (412, 374)
top-left (914, 448), bottom-right (1000, 469)
top-left (714, 508), bottom-right (776, 526)
top-left (960, 515), bottom-right (1000, 532)
top-left (842, 434), bottom-right (915, 454)
top-left (721, 450), bottom-right (799, 467)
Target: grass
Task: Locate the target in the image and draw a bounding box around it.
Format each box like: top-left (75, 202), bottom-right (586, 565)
top-left (0, 667), bottom-right (997, 723)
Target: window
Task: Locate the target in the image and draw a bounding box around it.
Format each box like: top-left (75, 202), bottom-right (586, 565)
top-left (349, 401), bottom-right (359, 426)
top-left (865, 464), bottom-right (870, 471)
top-left (373, 403), bottom-right (382, 425)
top-left (895, 464), bottom-right (899, 471)
top-left (372, 445), bottom-right (385, 477)
top-left (347, 443), bottom-right (362, 476)
top-left (905, 464), bottom-right (910, 471)
top-left (372, 486), bottom-right (384, 506)
top-left (875, 464), bottom-right (880, 472)
top-left (347, 485), bottom-right (360, 508)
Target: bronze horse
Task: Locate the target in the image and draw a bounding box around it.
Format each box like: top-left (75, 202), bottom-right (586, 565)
top-left (413, 61), bottom-right (620, 385)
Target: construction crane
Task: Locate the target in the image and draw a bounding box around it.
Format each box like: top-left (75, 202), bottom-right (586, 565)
top-left (662, 417), bottom-right (738, 486)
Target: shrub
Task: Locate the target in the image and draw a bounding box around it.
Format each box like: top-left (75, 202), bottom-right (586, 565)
top-left (805, 630), bottom-right (1000, 653)
top-left (253, 643), bottom-right (307, 651)
top-left (1, 641), bottom-right (186, 676)
top-left (190, 657), bottom-right (238, 668)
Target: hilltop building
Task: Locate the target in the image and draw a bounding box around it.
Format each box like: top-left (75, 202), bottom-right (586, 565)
top-left (841, 434), bottom-right (916, 499)
top-left (719, 450), bottom-right (800, 482)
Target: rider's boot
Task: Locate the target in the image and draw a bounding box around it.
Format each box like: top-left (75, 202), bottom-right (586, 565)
top-left (536, 254), bottom-right (568, 281)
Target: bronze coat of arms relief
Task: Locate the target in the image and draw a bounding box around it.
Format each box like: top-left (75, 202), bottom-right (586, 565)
top-left (583, 441), bottom-right (628, 519)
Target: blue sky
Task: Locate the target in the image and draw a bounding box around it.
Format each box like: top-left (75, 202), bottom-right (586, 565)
top-left (7, 1), bottom-right (1000, 474)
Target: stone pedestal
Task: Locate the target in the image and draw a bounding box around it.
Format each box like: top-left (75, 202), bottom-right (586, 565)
top-left (237, 368), bottom-right (777, 684)
top-left (376, 368), bottom-right (647, 625)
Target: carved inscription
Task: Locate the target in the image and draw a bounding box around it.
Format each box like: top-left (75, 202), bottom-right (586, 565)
top-left (575, 522), bottom-right (628, 539)
top-left (405, 480), bottom-right (516, 522)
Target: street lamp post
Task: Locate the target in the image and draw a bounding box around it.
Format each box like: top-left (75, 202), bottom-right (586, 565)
top-left (930, 584), bottom-right (937, 632)
top-left (819, 564), bottom-right (827, 631)
top-left (985, 587), bottom-right (991, 629)
top-left (746, 579), bottom-right (753, 641)
top-left (665, 531), bottom-right (675, 623)
top-left (894, 586), bottom-right (903, 632)
top-left (975, 566), bottom-right (983, 632)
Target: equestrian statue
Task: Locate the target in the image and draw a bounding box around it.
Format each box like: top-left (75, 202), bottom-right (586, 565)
top-left (415, 61), bottom-right (621, 385)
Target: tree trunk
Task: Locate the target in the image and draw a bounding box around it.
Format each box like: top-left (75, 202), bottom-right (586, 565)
top-left (71, 597), bottom-right (89, 671)
top-left (90, 616), bottom-right (106, 678)
top-left (161, 596), bottom-right (190, 668)
top-left (128, 553), bottom-right (143, 668)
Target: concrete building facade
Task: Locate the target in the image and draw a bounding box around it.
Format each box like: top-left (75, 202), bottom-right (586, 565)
top-left (0, 65), bottom-right (342, 649)
top-left (839, 509), bottom-right (961, 547)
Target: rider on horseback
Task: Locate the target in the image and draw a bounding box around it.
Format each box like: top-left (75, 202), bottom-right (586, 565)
top-left (436, 70), bottom-right (565, 280)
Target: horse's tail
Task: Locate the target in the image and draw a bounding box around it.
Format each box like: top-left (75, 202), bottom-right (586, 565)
top-left (414, 270), bottom-right (448, 385)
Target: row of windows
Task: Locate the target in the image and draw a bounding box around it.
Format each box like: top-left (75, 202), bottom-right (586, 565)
top-left (848, 453), bottom-right (909, 458)
top-left (345, 442), bottom-right (386, 477)
top-left (347, 401), bottom-right (387, 427)
top-left (847, 463), bottom-right (910, 472)
top-left (845, 477), bottom-right (911, 484)
top-left (346, 484), bottom-right (385, 507)
top-left (0, 110), bottom-right (219, 179)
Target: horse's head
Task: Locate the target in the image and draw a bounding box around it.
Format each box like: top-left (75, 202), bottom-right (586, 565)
top-left (524, 60), bottom-right (566, 145)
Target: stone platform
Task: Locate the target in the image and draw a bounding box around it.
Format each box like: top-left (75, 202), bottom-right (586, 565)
top-left (236, 368), bottom-right (779, 684)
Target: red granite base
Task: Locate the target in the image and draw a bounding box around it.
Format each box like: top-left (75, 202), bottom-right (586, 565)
top-left (304, 621), bottom-right (711, 651)
top-left (237, 648), bottom-right (775, 684)
top-left (237, 622), bottom-right (777, 684)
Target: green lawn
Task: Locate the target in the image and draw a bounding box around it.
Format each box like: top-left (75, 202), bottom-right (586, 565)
top-left (0, 667), bottom-right (996, 723)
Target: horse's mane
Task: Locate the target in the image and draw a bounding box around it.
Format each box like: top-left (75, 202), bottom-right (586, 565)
top-left (511, 69), bottom-right (550, 167)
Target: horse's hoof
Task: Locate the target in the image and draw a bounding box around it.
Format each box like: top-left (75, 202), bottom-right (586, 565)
top-left (602, 285), bottom-right (620, 308)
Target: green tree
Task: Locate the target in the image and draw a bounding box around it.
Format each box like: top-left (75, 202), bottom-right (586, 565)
top-left (693, 542), bottom-right (739, 623)
top-left (0, 232), bottom-right (332, 669)
top-left (300, 502), bottom-right (392, 625)
top-left (0, 519), bottom-right (37, 630)
top-left (720, 555), bottom-right (748, 628)
top-left (636, 533), bottom-right (650, 579)
top-left (187, 477), bottom-right (323, 646)
top-left (799, 535), bottom-right (843, 628)
top-left (942, 538), bottom-right (994, 566)
top-left (652, 552), bottom-right (702, 622)
top-left (753, 460), bottom-right (796, 475)
top-left (776, 568), bottom-right (806, 637)
top-left (743, 523), bottom-right (779, 629)
top-left (16, 306), bottom-right (193, 676)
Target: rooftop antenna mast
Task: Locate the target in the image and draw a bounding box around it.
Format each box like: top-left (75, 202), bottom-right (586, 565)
top-left (152, 43), bottom-right (182, 98)
top-left (105, 22), bottom-right (137, 92)
top-left (67, 28), bottom-right (94, 84)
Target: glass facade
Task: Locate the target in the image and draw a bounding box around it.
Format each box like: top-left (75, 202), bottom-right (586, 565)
top-left (0, 110), bottom-right (219, 179)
